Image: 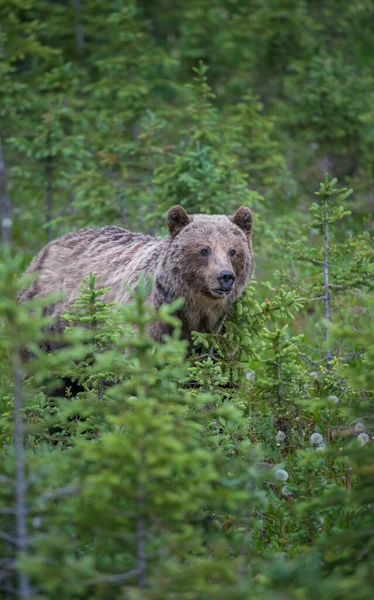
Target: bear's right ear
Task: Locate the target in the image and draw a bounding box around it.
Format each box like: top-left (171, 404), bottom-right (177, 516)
top-left (166, 205), bottom-right (192, 237)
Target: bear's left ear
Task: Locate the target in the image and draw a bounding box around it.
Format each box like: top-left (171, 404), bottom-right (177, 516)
top-left (166, 205), bottom-right (193, 237)
top-left (230, 206), bottom-right (253, 235)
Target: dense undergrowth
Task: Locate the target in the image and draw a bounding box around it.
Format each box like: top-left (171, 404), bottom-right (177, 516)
top-left (0, 1), bottom-right (373, 598)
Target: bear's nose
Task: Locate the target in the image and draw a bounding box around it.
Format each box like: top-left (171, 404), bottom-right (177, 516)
top-left (218, 270), bottom-right (235, 290)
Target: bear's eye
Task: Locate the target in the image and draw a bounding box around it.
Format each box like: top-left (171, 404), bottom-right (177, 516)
top-left (228, 248), bottom-right (236, 259)
top-left (200, 247), bottom-right (211, 258)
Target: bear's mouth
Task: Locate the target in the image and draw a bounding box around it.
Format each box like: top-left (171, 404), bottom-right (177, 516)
top-left (210, 288), bottom-right (232, 298)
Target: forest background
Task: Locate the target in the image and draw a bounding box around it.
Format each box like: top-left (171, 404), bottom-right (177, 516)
top-left (0, 1), bottom-right (373, 598)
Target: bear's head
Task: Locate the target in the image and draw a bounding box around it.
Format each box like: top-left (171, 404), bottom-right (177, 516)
top-left (163, 205), bottom-right (254, 305)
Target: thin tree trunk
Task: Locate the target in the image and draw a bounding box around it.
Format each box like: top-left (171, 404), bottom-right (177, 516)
top-left (0, 136), bottom-right (12, 245)
top-left (137, 441), bottom-right (147, 588)
top-left (136, 485), bottom-right (147, 588)
top-left (320, 155), bottom-right (330, 176)
top-left (13, 349), bottom-right (31, 598)
top-left (237, 475), bottom-right (253, 579)
top-left (69, 189), bottom-right (76, 216)
top-left (276, 355), bottom-right (282, 404)
top-left (73, 0), bottom-right (85, 58)
top-left (0, 31), bottom-right (12, 246)
top-left (119, 183), bottom-right (127, 226)
top-left (147, 155), bottom-right (156, 236)
top-left (3, 539), bottom-right (14, 599)
top-left (323, 202), bottom-right (332, 370)
top-left (45, 150), bottom-right (53, 242)
top-left (0, 25), bottom-right (4, 55)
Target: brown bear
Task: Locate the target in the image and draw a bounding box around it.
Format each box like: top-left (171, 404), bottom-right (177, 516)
top-left (18, 205), bottom-right (254, 341)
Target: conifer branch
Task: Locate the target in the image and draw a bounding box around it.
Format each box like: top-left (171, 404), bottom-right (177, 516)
top-left (86, 568), bottom-right (141, 585)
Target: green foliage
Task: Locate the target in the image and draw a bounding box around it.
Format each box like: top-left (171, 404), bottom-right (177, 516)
top-left (153, 63), bottom-right (263, 218)
top-left (0, 2), bottom-right (373, 598)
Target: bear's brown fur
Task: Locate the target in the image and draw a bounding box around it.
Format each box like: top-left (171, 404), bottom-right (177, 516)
top-left (19, 206), bottom-right (254, 341)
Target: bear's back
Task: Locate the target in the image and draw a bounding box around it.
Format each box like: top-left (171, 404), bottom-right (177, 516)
top-left (18, 226), bottom-right (165, 308)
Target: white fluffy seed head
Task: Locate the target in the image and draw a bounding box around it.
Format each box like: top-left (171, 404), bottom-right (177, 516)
top-left (354, 422), bottom-right (365, 433)
top-left (310, 432), bottom-right (323, 445)
top-left (282, 486), bottom-right (292, 497)
top-left (2, 217), bottom-right (13, 229)
top-left (357, 433), bottom-right (369, 447)
top-left (328, 395), bottom-right (339, 404)
top-left (32, 517), bottom-right (42, 529)
top-left (275, 469), bottom-right (289, 482)
top-left (276, 431), bottom-right (286, 443)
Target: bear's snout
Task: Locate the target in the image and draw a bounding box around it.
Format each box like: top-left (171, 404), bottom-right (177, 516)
top-left (218, 270), bottom-right (235, 290)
